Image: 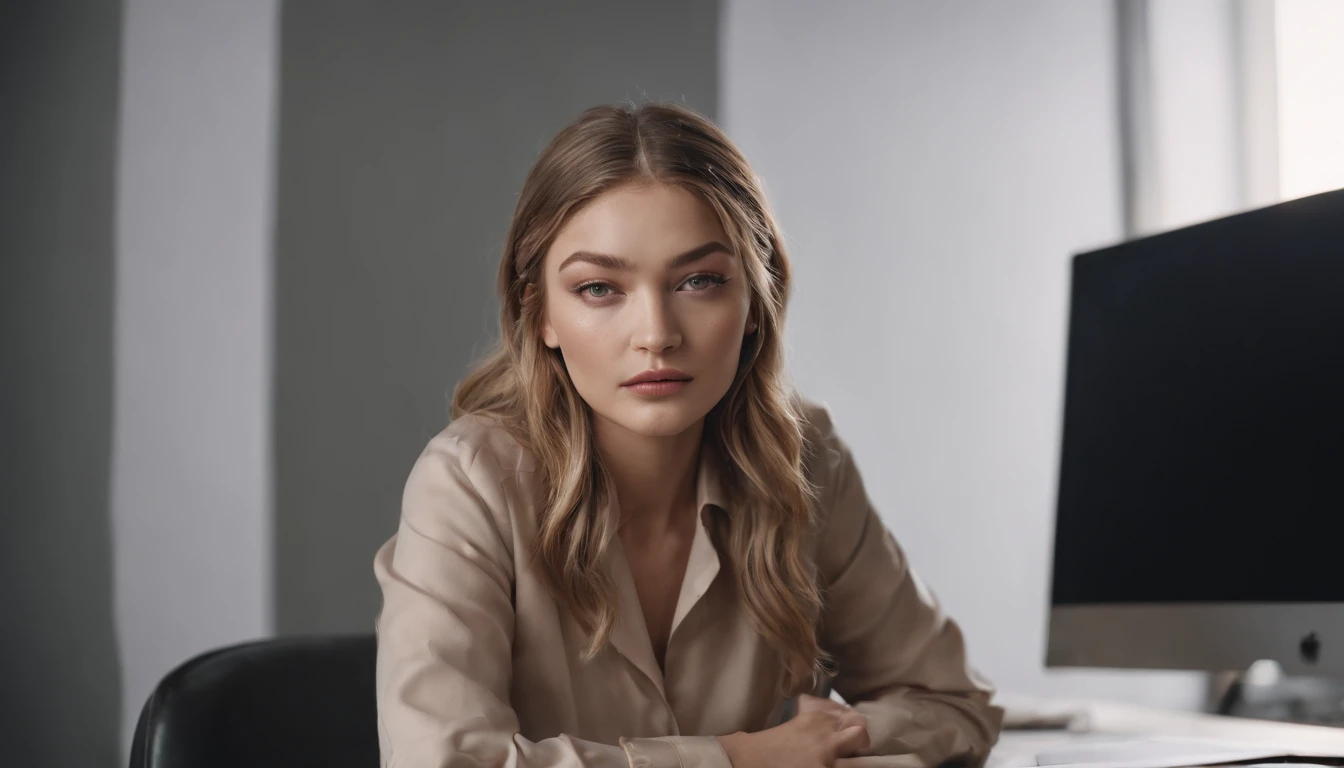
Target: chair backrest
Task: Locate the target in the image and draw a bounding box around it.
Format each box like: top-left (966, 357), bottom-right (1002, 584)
top-left (129, 634), bottom-right (378, 768)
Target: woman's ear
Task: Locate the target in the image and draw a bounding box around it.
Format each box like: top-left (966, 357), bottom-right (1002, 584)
top-left (524, 282), bottom-right (562, 349)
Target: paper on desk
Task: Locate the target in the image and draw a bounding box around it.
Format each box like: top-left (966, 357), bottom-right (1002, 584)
top-left (1033, 736), bottom-right (1344, 768)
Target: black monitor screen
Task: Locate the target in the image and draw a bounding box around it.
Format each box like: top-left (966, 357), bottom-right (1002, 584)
top-left (1052, 189), bottom-right (1344, 606)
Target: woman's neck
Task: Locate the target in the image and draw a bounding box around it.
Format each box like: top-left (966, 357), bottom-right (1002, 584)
top-left (592, 415), bottom-right (704, 540)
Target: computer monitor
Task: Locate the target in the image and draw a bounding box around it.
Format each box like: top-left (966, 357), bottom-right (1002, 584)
top-left (1046, 188), bottom-right (1344, 678)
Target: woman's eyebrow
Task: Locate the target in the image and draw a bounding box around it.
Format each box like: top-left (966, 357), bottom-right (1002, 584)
top-left (557, 241), bottom-right (733, 273)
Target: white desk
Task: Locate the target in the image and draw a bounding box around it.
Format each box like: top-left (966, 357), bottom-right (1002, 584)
top-left (989, 697), bottom-right (1344, 767)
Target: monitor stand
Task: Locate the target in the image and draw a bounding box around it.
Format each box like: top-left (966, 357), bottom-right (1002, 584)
top-left (1211, 666), bottom-right (1344, 727)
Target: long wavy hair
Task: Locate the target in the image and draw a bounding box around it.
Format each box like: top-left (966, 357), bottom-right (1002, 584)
top-left (451, 102), bottom-right (833, 697)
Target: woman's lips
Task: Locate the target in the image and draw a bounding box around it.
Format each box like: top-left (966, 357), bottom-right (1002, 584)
top-left (622, 379), bottom-right (691, 396)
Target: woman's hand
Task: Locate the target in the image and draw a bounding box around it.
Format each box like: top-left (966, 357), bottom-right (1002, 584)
top-left (796, 693), bottom-right (855, 719)
top-left (715, 696), bottom-right (869, 768)
top-left (796, 694), bottom-right (872, 758)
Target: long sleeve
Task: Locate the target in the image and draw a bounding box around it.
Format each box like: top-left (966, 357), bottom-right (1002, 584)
top-left (373, 433), bottom-right (729, 768)
top-left (808, 406), bottom-right (1004, 767)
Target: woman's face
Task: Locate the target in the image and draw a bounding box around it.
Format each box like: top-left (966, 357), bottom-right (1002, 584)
top-left (540, 182), bottom-right (754, 439)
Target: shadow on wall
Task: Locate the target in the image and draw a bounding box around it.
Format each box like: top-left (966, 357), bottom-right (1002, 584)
top-left (271, 0), bottom-right (721, 635)
top-left (0, 1), bottom-right (124, 766)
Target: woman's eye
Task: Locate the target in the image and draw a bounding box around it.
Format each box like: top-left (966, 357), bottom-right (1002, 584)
top-left (682, 274), bottom-right (725, 291)
top-left (581, 283), bottom-right (611, 298)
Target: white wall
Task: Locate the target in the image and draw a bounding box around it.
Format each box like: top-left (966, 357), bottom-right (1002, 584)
top-left (1275, 0), bottom-right (1344, 200)
top-left (1125, 0), bottom-right (1286, 232)
top-left (111, 0), bottom-right (278, 753)
top-left (1144, 0), bottom-right (1244, 232)
top-left (722, 0), bottom-right (1206, 709)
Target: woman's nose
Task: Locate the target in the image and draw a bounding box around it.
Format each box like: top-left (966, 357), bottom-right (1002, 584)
top-left (632, 293), bottom-right (682, 354)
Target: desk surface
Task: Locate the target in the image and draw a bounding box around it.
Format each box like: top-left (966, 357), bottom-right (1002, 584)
top-left (989, 697), bottom-right (1344, 767)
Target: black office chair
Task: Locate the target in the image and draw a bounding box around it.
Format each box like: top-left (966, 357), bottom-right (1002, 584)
top-left (129, 634), bottom-right (379, 768)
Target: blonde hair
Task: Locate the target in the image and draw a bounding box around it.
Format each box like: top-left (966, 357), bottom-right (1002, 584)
top-left (451, 102), bottom-right (833, 697)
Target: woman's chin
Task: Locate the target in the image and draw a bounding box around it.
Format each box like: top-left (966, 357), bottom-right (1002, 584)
top-left (608, 403), bottom-right (708, 439)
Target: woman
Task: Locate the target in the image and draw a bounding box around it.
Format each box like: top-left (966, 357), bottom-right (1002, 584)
top-left (372, 102), bottom-right (1003, 768)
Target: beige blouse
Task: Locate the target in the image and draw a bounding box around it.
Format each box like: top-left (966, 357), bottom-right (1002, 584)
top-left (372, 400), bottom-right (1003, 768)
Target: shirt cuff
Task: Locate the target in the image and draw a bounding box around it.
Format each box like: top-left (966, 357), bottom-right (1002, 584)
top-left (619, 735), bottom-right (734, 768)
